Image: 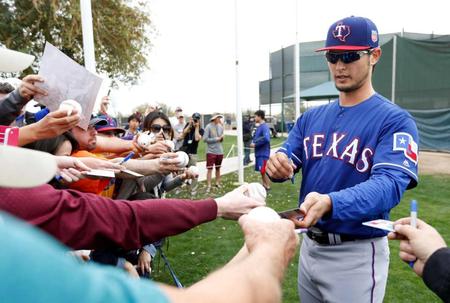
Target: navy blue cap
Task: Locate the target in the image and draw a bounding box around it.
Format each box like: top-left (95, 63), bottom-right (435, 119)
top-left (316, 16), bottom-right (379, 52)
top-left (95, 115), bottom-right (125, 135)
top-left (89, 116), bottom-right (108, 127)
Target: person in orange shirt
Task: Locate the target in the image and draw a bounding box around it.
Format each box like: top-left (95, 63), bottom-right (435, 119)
top-left (69, 116), bottom-right (180, 197)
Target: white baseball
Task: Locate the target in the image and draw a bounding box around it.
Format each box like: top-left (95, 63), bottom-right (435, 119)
top-left (59, 99), bottom-right (82, 116)
top-left (246, 182), bottom-right (267, 203)
top-left (188, 165), bottom-right (199, 177)
top-left (247, 206), bottom-right (280, 223)
top-left (137, 132), bottom-right (154, 148)
top-left (165, 140), bottom-right (175, 151)
top-left (175, 151), bottom-right (189, 167)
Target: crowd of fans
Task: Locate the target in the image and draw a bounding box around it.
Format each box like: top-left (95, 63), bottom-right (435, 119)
top-left (0, 46), bottom-right (300, 303)
top-left (2, 38), bottom-right (449, 302)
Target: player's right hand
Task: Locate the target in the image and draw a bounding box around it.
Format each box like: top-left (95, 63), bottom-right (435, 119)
top-left (265, 152), bottom-right (296, 180)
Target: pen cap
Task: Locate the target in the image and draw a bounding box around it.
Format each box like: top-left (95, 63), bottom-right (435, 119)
top-left (410, 200), bottom-right (418, 212)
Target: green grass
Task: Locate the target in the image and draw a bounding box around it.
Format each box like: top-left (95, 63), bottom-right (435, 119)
top-left (158, 169), bottom-right (450, 302)
top-left (195, 134), bottom-right (286, 162)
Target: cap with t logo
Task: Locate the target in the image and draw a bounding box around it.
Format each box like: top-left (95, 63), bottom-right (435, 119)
top-left (316, 16), bottom-right (379, 52)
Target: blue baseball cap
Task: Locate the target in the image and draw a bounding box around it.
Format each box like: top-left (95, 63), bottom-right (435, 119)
top-left (95, 115), bottom-right (125, 135)
top-left (316, 16), bottom-right (379, 52)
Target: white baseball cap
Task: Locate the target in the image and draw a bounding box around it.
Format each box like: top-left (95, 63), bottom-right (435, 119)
top-left (0, 145), bottom-right (57, 188)
top-left (0, 47), bottom-right (35, 73)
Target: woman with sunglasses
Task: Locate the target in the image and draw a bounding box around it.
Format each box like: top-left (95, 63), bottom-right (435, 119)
top-left (141, 111), bottom-right (197, 195)
top-left (266, 16), bottom-right (420, 303)
top-left (92, 112), bottom-right (197, 278)
top-left (122, 111), bottom-right (197, 277)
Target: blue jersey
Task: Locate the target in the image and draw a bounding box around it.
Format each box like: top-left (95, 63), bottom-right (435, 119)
top-left (253, 122), bottom-right (271, 158)
top-left (277, 93), bottom-right (419, 238)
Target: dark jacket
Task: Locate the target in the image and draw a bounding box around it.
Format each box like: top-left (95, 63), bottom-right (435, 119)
top-left (423, 247), bottom-right (450, 302)
top-left (0, 89), bottom-right (27, 125)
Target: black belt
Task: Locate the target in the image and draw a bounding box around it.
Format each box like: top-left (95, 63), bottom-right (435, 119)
top-left (306, 227), bottom-right (360, 245)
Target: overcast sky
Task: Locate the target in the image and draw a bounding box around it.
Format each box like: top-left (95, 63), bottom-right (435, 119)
top-left (108, 0), bottom-right (450, 117)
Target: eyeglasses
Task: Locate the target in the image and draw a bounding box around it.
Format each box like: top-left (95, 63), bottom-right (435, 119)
top-left (150, 124), bottom-right (171, 134)
top-left (325, 50), bottom-right (372, 64)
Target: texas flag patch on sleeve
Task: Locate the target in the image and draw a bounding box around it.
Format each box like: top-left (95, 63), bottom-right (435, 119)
top-left (393, 132), bottom-right (418, 165)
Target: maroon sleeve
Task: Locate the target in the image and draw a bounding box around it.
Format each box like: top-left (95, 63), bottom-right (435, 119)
top-left (0, 185), bottom-right (217, 250)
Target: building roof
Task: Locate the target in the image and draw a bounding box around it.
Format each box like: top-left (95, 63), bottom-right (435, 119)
top-left (283, 81), bottom-right (338, 101)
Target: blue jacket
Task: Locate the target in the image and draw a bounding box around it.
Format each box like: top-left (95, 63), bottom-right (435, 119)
top-left (253, 122), bottom-right (271, 158)
top-left (275, 94), bottom-right (419, 238)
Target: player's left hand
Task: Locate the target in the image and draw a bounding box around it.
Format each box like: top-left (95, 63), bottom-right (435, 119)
top-left (297, 192), bottom-right (332, 228)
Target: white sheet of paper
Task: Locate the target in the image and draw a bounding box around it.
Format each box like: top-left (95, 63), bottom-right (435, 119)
top-left (119, 169), bottom-right (144, 178)
top-left (35, 42), bottom-right (103, 129)
top-left (362, 219), bottom-right (395, 232)
top-left (83, 169), bottom-right (115, 179)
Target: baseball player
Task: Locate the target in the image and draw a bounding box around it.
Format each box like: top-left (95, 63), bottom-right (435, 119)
top-left (266, 16), bottom-right (419, 303)
top-left (251, 110), bottom-right (271, 190)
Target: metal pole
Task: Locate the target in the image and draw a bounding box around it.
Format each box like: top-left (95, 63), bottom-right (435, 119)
top-left (391, 35), bottom-right (397, 103)
top-left (234, 0), bottom-right (244, 184)
top-left (80, 0), bottom-right (96, 72)
top-left (281, 47), bottom-right (285, 133)
top-left (294, 0), bottom-right (301, 119)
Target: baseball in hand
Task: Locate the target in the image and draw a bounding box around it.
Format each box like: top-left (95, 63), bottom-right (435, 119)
top-left (165, 140), bottom-right (175, 151)
top-left (137, 132), bottom-right (155, 148)
top-left (246, 182), bottom-right (267, 203)
top-left (175, 151), bottom-right (189, 167)
top-left (188, 165), bottom-right (199, 177)
top-left (247, 206), bottom-right (280, 223)
top-left (59, 99), bottom-right (82, 116)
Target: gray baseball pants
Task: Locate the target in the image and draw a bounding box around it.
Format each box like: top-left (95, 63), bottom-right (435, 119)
top-left (298, 235), bottom-right (389, 303)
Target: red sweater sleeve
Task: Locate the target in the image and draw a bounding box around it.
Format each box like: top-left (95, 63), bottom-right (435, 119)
top-left (0, 185), bottom-right (217, 250)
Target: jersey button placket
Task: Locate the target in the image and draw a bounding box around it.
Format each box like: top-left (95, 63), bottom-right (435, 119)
top-left (335, 108), bottom-right (344, 128)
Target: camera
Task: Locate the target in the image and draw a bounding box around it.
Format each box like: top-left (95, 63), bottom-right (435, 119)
top-left (193, 118), bottom-right (199, 123)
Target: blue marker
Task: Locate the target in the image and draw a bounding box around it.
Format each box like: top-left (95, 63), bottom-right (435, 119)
top-left (285, 143), bottom-right (295, 184)
top-left (409, 200), bottom-right (418, 268)
top-left (119, 151), bottom-right (135, 165)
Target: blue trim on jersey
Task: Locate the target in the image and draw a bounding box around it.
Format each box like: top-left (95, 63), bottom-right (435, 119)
top-left (276, 93), bottom-right (419, 237)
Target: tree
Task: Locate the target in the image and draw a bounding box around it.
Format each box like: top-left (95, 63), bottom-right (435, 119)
top-left (0, 0), bottom-right (152, 84)
top-left (132, 102), bottom-right (174, 117)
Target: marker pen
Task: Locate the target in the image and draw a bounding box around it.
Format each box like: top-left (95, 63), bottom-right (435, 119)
top-left (285, 143), bottom-right (295, 184)
top-left (119, 151), bottom-right (135, 165)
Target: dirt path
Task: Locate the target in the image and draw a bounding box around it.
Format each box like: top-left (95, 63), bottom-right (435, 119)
top-left (419, 151), bottom-right (450, 175)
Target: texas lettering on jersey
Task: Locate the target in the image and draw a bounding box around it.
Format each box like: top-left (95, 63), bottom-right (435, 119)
top-left (303, 132), bottom-right (374, 173)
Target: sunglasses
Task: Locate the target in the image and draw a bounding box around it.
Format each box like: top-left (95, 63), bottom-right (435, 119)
top-left (325, 50), bottom-right (373, 64)
top-left (150, 124), bottom-right (172, 134)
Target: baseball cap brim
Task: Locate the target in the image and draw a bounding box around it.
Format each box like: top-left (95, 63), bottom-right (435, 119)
top-left (0, 145), bottom-right (57, 188)
top-left (315, 45), bottom-right (372, 52)
top-left (0, 48), bottom-right (35, 73)
top-left (210, 115), bottom-right (223, 121)
top-left (97, 127), bottom-right (125, 135)
top-left (89, 117), bottom-right (108, 127)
